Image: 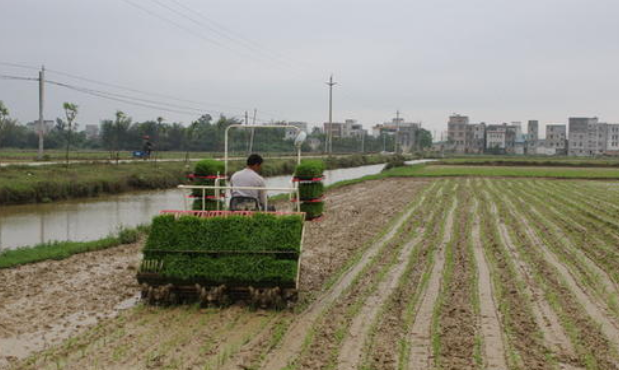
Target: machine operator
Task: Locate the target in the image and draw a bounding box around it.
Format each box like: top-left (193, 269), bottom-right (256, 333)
top-left (230, 154), bottom-right (268, 210)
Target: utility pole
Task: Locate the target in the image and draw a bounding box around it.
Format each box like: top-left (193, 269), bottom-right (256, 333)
top-left (326, 75), bottom-right (337, 154)
top-left (37, 66), bottom-right (45, 160)
top-left (248, 109), bottom-right (257, 154)
top-left (245, 111), bottom-right (249, 125)
top-left (394, 110), bottom-right (400, 154)
top-left (361, 130), bottom-right (365, 153)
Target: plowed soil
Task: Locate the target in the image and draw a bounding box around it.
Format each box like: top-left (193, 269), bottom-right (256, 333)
top-left (5, 177), bottom-right (619, 370)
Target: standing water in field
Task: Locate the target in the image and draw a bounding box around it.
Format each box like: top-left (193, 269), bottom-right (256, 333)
top-left (0, 161), bottom-right (432, 250)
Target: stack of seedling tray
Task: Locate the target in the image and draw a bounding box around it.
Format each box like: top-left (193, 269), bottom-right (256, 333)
top-left (137, 210), bottom-right (305, 306)
top-left (294, 160), bottom-right (325, 220)
top-left (188, 159), bottom-right (226, 211)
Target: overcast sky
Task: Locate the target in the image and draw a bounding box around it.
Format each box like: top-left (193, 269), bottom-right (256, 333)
top-left (1, 0), bottom-right (619, 137)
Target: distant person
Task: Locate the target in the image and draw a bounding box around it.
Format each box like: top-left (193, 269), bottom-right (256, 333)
top-left (230, 154), bottom-right (271, 210)
top-left (142, 136), bottom-right (153, 160)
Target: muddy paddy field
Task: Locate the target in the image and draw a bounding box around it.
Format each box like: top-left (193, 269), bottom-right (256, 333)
top-left (3, 177), bottom-right (619, 369)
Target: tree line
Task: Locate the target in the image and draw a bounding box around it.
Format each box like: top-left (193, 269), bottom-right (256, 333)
top-left (0, 101), bottom-right (433, 155)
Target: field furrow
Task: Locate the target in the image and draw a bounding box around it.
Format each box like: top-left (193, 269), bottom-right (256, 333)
top-left (291, 182), bottom-right (454, 369)
top-left (470, 199), bottom-right (508, 370)
top-left (407, 188), bottom-right (458, 370)
top-left (486, 180), bottom-right (619, 369)
top-left (478, 188), bottom-right (566, 368)
top-left (433, 182), bottom-right (478, 369)
top-left (499, 180), bottom-right (619, 319)
top-left (360, 182), bottom-right (455, 369)
top-left (260, 181), bottom-right (443, 370)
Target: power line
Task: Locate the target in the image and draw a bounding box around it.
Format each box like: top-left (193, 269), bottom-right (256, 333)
top-left (46, 80), bottom-right (238, 117)
top-left (1, 65), bottom-right (280, 121)
top-left (44, 67), bottom-right (280, 119)
top-left (0, 62), bottom-right (40, 71)
top-left (0, 74), bottom-right (39, 81)
top-left (154, 0), bottom-right (301, 70)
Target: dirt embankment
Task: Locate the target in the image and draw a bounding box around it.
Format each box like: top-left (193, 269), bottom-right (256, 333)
top-left (1, 178), bottom-right (430, 370)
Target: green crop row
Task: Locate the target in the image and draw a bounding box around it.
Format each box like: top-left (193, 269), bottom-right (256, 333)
top-left (157, 254), bottom-right (297, 284)
top-left (300, 202), bottom-right (324, 219)
top-left (298, 182), bottom-right (324, 200)
top-left (144, 213), bottom-right (304, 253)
top-left (294, 160), bottom-right (326, 178)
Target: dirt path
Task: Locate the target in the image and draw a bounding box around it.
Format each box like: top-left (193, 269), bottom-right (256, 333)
top-left (261, 182), bottom-right (436, 370)
top-left (407, 195), bottom-right (457, 370)
top-left (471, 202), bottom-right (508, 370)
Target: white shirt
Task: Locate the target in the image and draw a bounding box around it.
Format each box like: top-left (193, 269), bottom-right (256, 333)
top-left (230, 168), bottom-right (267, 206)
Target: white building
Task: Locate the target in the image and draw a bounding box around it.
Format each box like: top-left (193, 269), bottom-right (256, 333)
top-left (545, 124), bottom-right (567, 155)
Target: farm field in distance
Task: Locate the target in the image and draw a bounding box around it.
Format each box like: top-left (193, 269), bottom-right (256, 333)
top-left (3, 170), bottom-right (619, 369)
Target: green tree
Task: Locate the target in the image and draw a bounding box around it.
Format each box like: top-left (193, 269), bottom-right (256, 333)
top-left (418, 128), bottom-right (433, 149)
top-left (63, 102), bottom-right (78, 168)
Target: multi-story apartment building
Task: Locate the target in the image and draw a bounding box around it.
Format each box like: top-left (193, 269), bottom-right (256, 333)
top-left (486, 123), bottom-right (517, 153)
top-left (323, 119), bottom-right (366, 139)
top-left (545, 124), bottom-right (567, 155)
top-left (568, 117), bottom-right (598, 156)
top-left (526, 120), bottom-right (539, 154)
top-left (466, 123), bottom-right (486, 154)
top-left (607, 124), bottom-right (619, 153)
top-left (447, 114), bottom-right (469, 153)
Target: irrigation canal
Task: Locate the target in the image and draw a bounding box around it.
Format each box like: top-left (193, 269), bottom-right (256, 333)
top-left (0, 160), bottom-right (433, 250)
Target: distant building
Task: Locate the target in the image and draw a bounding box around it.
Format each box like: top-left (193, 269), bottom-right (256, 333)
top-left (526, 120), bottom-right (539, 154)
top-left (467, 123), bottom-right (486, 154)
top-left (27, 120), bottom-right (54, 135)
top-left (485, 123), bottom-right (517, 154)
top-left (447, 114), bottom-right (469, 153)
top-left (568, 117), bottom-right (598, 156)
top-left (323, 119), bottom-right (367, 139)
top-left (607, 124), bottom-right (619, 154)
top-left (84, 124), bottom-right (99, 139)
top-left (283, 121), bottom-right (308, 140)
top-left (545, 124), bottom-right (567, 155)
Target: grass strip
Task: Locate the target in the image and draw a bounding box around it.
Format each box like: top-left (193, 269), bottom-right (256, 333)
top-left (0, 154), bottom-right (391, 206)
top-left (0, 226), bottom-right (145, 269)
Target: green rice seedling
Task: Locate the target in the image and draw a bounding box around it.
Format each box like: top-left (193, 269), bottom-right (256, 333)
top-left (298, 182), bottom-right (324, 200)
top-left (144, 213), bottom-right (304, 254)
top-left (294, 160), bottom-right (326, 178)
top-left (300, 202), bottom-right (324, 219)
